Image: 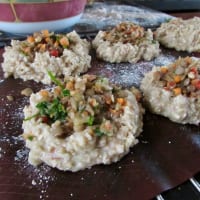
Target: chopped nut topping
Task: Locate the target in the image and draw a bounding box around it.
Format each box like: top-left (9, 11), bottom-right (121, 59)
top-left (103, 22), bottom-right (145, 45)
top-left (155, 57), bottom-right (200, 97)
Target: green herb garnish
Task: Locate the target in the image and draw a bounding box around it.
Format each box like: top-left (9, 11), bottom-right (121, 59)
top-left (94, 128), bottom-right (106, 137)
top-left (47, 71), bottom-right (70, 97)
top-left (62, 89), bottom-right (70, 97)
top-left (87, 115), bottom-right (94, 126)
top-left (36, 101), bottom-right (49, 116)
top-left (36, 98), bottom-right (67, 122)
top-left (20, 50), bottom-right (29, 57)
top-left (27, 136), bottom-right (34, 141)
top-left (24, 72), bottom-right (70, 122)
top-left (24, 98), bottom-right (67, 123)
top-left (24, 113), bottom-right (39, 121)
top-left (48, 71), bottom-right (64, 89)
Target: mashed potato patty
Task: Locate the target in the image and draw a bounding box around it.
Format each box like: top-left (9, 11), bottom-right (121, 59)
top-left (2, 30), bottom-right (91, 84)
top-left (22, 74), bottom-right (144, 171)
top-left (155, 17), bottom-right (200, 52)
top-left (92, 22), bottom-right (160, 63)
top-left (141, 57), bottom-right (200, 125)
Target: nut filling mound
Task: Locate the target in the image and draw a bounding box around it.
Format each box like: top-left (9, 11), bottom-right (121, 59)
top-left (141, 57), bottom-right (200, 125)
top-left (2, 30), bottom-right (91, 84)
top-left (92, 22), bottom-right (160, 63)
top-left (22, 74), bottom-right (144, 172)
top-left (155, 17), bottom-right (200, 52)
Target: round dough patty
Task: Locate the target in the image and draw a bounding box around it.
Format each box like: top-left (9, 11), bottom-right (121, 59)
top-left (155, 17), bottom-right (200, 52)
top-left (22, 74), bottom-right (144, 171)
top-left (140, 57), bottom-right (200, 125)
top-left (92, 22), bottom-right (160, 63)
top-left (2, 30), bottom-right (91, 84)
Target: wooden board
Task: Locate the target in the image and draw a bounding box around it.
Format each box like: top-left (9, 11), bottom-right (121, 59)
top-left (0, 2), bottom-right (200, 200)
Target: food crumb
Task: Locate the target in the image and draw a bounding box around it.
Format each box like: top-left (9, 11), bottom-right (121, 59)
top-left (141, 140), bottom-right (149, 144)
top-left (0, 147), bottom-right (4, 158)
top-left (70, 193), bottom-right (74, 197)
top-left (32, 179), bottom-right (37, 185)
top-left (21, 88), bottom-right (33, 97)
top-left (6, 95), bottom-right (14, 101)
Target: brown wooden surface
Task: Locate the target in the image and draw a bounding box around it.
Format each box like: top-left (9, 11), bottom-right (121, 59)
top-left (169, 11), bottom-right (200, 19)
top-left (0, 9), bottom-right (200, 200)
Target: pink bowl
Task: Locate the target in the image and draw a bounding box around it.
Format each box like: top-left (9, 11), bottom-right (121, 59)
top-left (0, 0), bottom-right (86, 22)
top-left (0, 0), bottom-right (87, 34)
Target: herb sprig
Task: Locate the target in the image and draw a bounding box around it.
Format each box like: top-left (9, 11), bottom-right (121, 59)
top-left (47, 71), bottom-right (70, 97)
top-left (36, 98), bottom-right (67, 122)
top-left (24, 72), bottom-right (69, 122)
top-left (94, 128), bottom-right (107, 137)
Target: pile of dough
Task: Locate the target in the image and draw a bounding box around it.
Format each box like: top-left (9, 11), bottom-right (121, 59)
top-left (92, 22), bottom-right (160, 63)
top-left (22, 74), bottom-right (144, 171)
top-left (155, 17), bottom-right (200, 52)
top-left (141, 57), bottom-right (200, 125)
top-left (2, 30), bottom-right (91, 84)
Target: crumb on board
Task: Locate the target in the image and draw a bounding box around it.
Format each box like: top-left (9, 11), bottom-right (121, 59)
top-left (21, 88), bottom-right (33, 97)
top-left (6, 95), bottom-right (14, 101)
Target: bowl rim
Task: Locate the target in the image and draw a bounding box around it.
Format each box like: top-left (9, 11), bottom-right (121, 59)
top-left (0, 0), bottom-right (87, 22)
top-left (0, 0), bottom-right (74, 4)
top-left (0, 13), bottom-right (83, 35)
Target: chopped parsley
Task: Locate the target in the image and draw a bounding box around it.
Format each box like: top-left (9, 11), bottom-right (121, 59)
top-left (36, 98), bottom-right (67, 122)
top-left (48, 71), bottom-right (64, 89)
top-left (24, 113), bottom-right (39, 121)
top-left (27, 135), bottom-right (34, 141)
top-left (94, 128), bottom-right (106, 137)
top-left (24, 72), bottom-right (70, 123)
top-left (47, 71), bottom-right (70, 97)
top-left (87, 115), bottom-right (94, 126)
top-left (62, 89), bottom-right (70, 97)
top-left (24, 98), bottom-right (68, 123)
